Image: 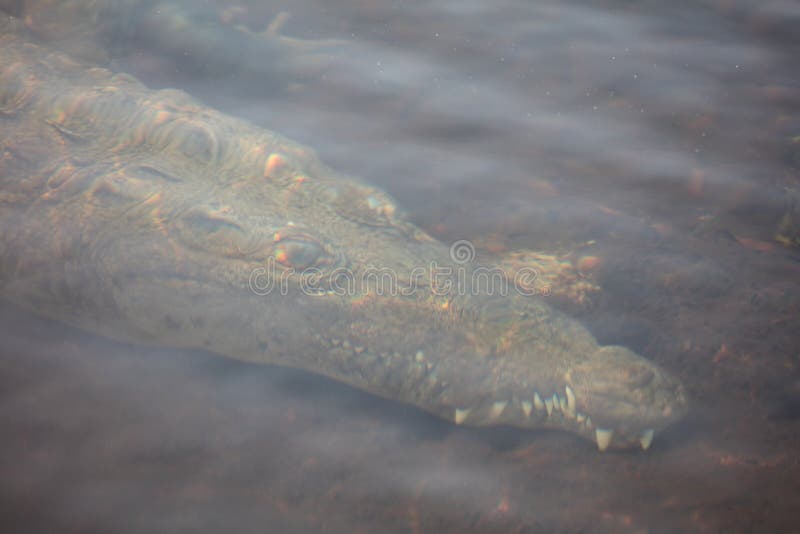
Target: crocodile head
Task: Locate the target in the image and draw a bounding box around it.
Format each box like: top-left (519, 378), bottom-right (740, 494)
top-left (13, 73), bottom-right (686, 450)
top-left (80, 127), bottom-right (687, 451)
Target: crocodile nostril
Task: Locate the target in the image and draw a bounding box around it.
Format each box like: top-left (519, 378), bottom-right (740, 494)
top-left (624, 366), bottom-right (655, 388)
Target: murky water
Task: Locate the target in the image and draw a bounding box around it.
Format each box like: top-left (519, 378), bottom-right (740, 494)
top-left (2, 0), bottom-right (799, 532)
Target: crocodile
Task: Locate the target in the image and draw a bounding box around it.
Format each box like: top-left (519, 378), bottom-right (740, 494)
top-left (0, 5), bottom-right (687, 451)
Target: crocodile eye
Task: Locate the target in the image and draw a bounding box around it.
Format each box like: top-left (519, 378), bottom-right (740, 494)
top-left (184, 212), bottom-right (244, 236)
top-left (274, 237), bottom-right (323, 270)
top-left (174, 207), bottom-right (260, 258)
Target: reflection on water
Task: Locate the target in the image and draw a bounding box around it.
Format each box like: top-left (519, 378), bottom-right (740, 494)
top-left (2, 0), bottom-right (800, 531)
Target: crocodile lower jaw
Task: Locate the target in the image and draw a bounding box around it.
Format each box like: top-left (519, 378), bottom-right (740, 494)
top-left (445, 381), bottom-right (682, 451)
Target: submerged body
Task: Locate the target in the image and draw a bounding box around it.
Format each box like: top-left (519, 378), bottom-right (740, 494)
top-left (0, 11), bottom-right (686, 450)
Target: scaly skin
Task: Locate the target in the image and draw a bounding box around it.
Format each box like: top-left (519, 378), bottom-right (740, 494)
top-left (0, 12), bottom-right (687, 450)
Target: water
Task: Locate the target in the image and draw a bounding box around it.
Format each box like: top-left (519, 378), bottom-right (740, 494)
top-left (1, 0), bottom-right (799, 531)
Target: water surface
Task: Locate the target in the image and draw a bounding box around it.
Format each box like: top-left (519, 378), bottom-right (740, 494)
top-left (2, 0), bottom-right (799, 531)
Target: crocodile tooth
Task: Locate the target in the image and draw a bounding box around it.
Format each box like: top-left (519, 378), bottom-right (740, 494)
top-left (454, 408), bottom-right (471, 424)
top-left (576, 413), bottom-right (586, 424)
top-left (544, 398), bottom-right (553, 416)
top-left (565, 386), bottom-right (576, 413)
top-left (595, 428), bottom-right (613, 452)
top-left (640, 429), bottom-right (655, 451)
top-left (559, 395), bottom-right (567, 413)
top-left (585, 417), bottom-right (592, 428)
top-left (489, 401), bottom-right (507, 420)
top-left (521, 401), bottom-right (533, 418)
top-left (551, 394), bottom-right (561, 412)
top-left (533, 393), bottom-right (544, 411)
